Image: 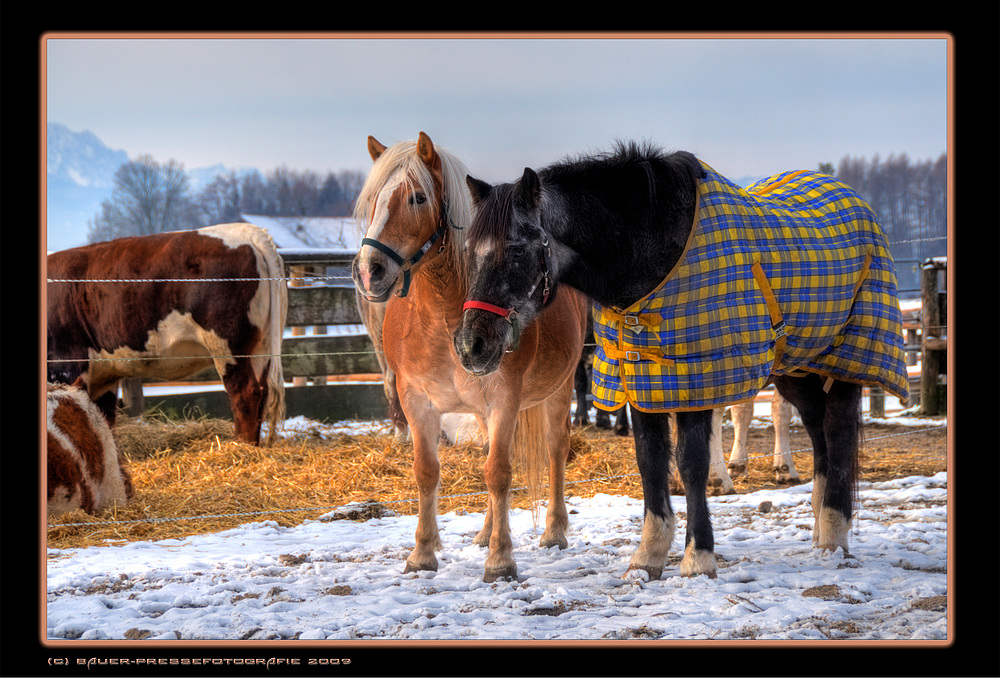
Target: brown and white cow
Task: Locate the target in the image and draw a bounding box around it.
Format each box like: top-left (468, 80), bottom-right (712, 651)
top-left (47, 383), bottom-right (134, 517)
top-left (47, 223), bottom-right (288, 445)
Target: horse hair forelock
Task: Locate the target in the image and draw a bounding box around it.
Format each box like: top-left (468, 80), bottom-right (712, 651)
top-left (353, 138), bottom-right (472, 269)
top-left (468, 182), bottom-right (519, 255)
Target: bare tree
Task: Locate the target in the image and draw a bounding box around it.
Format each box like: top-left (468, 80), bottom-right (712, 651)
top-left (196, 170), bottom-right (243, 225)
top-left (87, 155), bottom-right (199, 242)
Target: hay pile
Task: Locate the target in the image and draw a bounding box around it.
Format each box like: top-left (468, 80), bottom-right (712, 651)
top-left (46, 416), bottom-right (947, 552)
top-left (45, 418), bottom-right (642, 550)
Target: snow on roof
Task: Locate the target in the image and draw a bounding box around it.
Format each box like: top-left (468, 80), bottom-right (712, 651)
top-left (241, 214), bottom-right (363, 250)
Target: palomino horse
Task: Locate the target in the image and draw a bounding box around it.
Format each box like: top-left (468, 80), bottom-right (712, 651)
top-left (456, 142), bottom-right (908, 579)
top-left (351, 133), bottom-right (588, 582)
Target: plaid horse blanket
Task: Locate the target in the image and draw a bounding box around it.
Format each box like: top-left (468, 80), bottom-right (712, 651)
top-left (591, 161), bottom-right (910, 412)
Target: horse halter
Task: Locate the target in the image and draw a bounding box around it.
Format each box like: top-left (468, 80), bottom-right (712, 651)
top-left (462, 230), bottom-right (554, 353)
top-left (361, 205), bottom-right (452, 298)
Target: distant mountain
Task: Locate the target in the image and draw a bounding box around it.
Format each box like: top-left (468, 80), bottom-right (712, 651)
top-left (47, 123), bottom-right (129, 189)
top-left (45, 123), bottom-right (251, 253)
top-left (46, 123), bottom-right (130, 252)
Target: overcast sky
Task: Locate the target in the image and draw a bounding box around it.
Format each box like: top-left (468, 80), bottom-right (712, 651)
top-left (44, 34), bottom-right (949, 183)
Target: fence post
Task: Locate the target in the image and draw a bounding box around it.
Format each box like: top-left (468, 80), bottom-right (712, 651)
top-left (869, 386), bottom-right (884, 418)
top-left (919, 258), bottom-right (946, 416)
top-left (289, 265), bottom-right (308, 387)
top-left (121, 378), bottom-right (144, 417)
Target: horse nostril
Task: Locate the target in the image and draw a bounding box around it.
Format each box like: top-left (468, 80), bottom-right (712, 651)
top-left (471, 336), bottom-right (487, 359)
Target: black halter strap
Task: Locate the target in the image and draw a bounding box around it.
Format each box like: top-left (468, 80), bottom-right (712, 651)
top-left (361, 208), bottom-right (450, 298)
top-left (527, 231), bottom-right (553, 307)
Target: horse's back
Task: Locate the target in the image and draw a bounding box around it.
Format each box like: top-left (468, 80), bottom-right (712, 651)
top-left (47, 224), bottom-right (287, 386)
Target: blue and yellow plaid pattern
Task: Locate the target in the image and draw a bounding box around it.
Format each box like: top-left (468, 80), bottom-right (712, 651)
top-left (592, 162), bottom-right (910, 412)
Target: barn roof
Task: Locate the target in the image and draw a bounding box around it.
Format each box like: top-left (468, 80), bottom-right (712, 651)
top-left (240, 214), bottom-right (363, 250)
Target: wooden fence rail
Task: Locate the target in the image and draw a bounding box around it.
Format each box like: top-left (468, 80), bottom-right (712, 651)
top-left (136, 249), bottom-right (389, 423)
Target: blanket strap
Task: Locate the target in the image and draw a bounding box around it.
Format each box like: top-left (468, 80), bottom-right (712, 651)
top-left (750, 261), bottom-right (788, 373)
top-left (601, 344), bottom-right (676, 367)
top-left (596, 306), bottom-right (674, 365)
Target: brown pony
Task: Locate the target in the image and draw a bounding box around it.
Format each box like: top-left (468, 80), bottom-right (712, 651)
top-left (352, 133), bottom-right (588, 582)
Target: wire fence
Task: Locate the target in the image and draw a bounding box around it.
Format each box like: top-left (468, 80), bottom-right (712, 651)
top-left (45, 240), bottom-right (947, 530)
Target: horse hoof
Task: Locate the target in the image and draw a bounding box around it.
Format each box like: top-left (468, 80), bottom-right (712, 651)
top-left (403, 556), bottom-right (438, 574)
top-left (774, 471), bottom-right (801, 485)
top-left (727, 463), bottom-right (747, 479)
top-left (814, 540), bottom-right (850, 556)
top-left (679, 545), bottom-right (718, 579)
top-left (540, 534), bottom-right (569, 550)
top-left (483, 565), bottom-right (517, 583)
top-left (623, 565), bottom-right (661, 581)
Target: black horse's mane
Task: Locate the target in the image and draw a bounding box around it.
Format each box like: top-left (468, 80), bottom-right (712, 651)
top-left (543, 140), bottom-right (704, 195)
top-left (468, 141), bottom-right (705, 253)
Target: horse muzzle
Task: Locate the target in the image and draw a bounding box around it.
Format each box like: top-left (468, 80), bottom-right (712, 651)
top-left (454, 302), bottom-right (517, 375)
top-left (351, 252), bottom-right (400, 302)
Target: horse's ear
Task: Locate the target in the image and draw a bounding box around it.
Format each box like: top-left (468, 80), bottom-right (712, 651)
top-left (368, 136), bottom-right (387, 162)
top-left (517, 167), bottom-right (541, 206)
top-left (417, 131), bottom-right (440, 170)
top-left (466, 175), bottom-right (492, 204)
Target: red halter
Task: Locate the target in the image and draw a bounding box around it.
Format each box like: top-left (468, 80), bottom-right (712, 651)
top-left (460, 233), bottom-right (553, 353)
top-left (461, 299), bottom-right (514, 319)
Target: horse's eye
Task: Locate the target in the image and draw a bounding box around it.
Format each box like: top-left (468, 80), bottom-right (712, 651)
top-left (509, 245), bottom-right (526, 258)
top-left (411, 193), bottom-right (427, 205)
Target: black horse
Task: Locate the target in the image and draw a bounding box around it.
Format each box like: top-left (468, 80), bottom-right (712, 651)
top-left (454, 141), bottom-right (909, 579)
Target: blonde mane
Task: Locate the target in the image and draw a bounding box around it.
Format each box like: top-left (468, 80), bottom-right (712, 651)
top-left (353, 138), bottom-right (473, 270)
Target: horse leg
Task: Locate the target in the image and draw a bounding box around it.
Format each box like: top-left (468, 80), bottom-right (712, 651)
top-left (403, 407), bottom-right (444, 573)
top-left (540, 378), bottom-right (573, 549)
top-left (357, 290), bottom-right (409, 438)
top-left (706, 407), bottom-right (734, 495)
top-left (675, 410), bottom-right (717, 577)
top-left (672, 409), bottom-right (732, 496)
top-left (572, 359), bottom-right (590, 426)
top-left (627, 411), bottom-right (676, 579)
top-left (771, 391), bottom-right (799, 483)
top-left (773, 375), bottom-right (860, 554)
top-left (481, 407), bottom-right (520, 582)
top-left (613, 405), bottom-right (629, 436)
top-left (473, 437), bottom-right (493, 547)
top-left (727, 401), bottom-right (753, 478)
top-left (383, 369), bottom-right (409, 439)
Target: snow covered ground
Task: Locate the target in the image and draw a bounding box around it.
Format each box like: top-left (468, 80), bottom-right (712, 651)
top-left (46, 413), bottom-right (949, 644)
